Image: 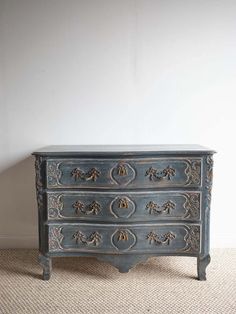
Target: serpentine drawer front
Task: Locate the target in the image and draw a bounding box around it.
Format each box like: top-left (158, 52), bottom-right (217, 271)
top-left (48, 223), bottom-right (201, 254)
top-left (33, 145), bottom-right (215, 280)
top-left (46, 158), bottom-right (202, 189)
top-left (47, 191), bottom-right (201, 221)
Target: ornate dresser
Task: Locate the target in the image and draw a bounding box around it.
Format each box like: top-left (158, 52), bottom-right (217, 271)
top-left (33, 145), bottom-right (215, 280)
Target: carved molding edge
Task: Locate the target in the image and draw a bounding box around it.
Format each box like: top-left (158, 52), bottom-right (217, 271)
top-left (185, 159), bottom-right (201, 186)
top-left (205, 156), bottom-right (213, 212)
top-left (48, 194), bottom-right (64, 218)
top-left (35, 156), bottom-right (43, 210)
top-left (181, 225), bottom-right (200, 253)
top-left (183, 193), bottom-right (200, 219)
top-left (49, 226), bottom-right (64, 251)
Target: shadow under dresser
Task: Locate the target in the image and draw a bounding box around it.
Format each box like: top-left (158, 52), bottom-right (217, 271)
top-left (32, 145), bottom-right (215, 280)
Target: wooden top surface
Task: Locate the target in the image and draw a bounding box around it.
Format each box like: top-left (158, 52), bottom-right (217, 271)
top-left (32, 144), bottom-right (215, 156)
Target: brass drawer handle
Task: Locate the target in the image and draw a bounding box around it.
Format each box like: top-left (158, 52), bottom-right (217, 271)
top-left (71, 167), bottom-right (100, 182)
top-left (73, 200), bottom-right (101, 215)
top-left (146, 200), bottom-right (176, 215)
top-left (73, 230), bottom-right (102, 246)
top-left (145, 165), bottom-right (176, 181)
top-left (116, 163), bottom-right (128, 176)
top-left (118, 198), bottom-right (129, 208)
top-left (117, 230), bottom-right (129, 241)
top-left (146, 231), bottom-right (176, 245)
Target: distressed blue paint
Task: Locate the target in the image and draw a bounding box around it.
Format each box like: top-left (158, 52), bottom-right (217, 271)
top-left (33, 145), bottom-right (215, 280)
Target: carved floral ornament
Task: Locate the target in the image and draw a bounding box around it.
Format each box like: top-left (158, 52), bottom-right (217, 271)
top-left (185, 160), bottom-right (201, 185)
top-left (48, 194), bottom-right (64, 218)
top-left (47, 161), bottom-right (62, 186)
top-left (183, 193), bottom-right (200, 219)
top-left (49, 226), bottom-right (64, 251)
top-left (182, 226), bottom-right (200, 253)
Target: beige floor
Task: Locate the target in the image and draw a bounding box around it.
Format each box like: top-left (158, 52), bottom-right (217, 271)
top-left (0, 249), bottom-right (235, 314)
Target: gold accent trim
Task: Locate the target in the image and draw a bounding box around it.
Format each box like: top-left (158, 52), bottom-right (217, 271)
top-left (71, 167), bottom-right (100, 182)
top-left (73, 230), bottom-right (102, 246)
top-left (146, 200), bottom-right (176, 215)
top-left (145, 165), bottom-right (176, 181)
top-left (146, 231), bottom-right (176, 245)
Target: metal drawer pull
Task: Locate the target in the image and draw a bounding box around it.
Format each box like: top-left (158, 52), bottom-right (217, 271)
top-left (73, 200), bottom-right (101, 215)
top-left (117, 230), bottom-right (129, 241)
top-left (118, 198), bottom-right (129, 208)
top-left (146, 231), bottom-right (176, 245)
top-left (73, 230), bottom-right (102, 246)
top-left (145, 165), bottom-right (176, 181)
top-left (146, 200), bottom-right (176, 215)
top-left (71, 167), bottom-right (100, 182)
top-left (116, 163), bottom-right (128, 176)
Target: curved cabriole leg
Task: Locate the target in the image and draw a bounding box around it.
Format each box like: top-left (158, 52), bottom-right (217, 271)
top-left (38, 254), bottom-right (52, 280)
top-left (197, 254), bottom-right (211, 281)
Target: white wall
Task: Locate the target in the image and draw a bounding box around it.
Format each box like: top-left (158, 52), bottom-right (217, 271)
top-left (0, 0), bottom-right (235, 248)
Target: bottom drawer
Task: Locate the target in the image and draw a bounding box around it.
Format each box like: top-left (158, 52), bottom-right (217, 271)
top-left (48, 223), bottom-right (201, 254)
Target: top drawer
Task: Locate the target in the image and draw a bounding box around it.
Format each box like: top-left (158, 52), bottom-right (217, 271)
top-left (46, 157), bottom-right (202, 189)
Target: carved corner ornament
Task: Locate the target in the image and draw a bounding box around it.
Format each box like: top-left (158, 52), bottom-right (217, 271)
top-left (183, 193), bottom-right (200, 219)
top-left (49, 226), bottom-right (64, 251)
top-left (182, 225), bottom-right (200, 253)
top-left (48, 194), bottom-right (64, 218)
top-left (185, 159), bottom-right (201, 186)
top-left (47, 161), bottom-right (62, 187)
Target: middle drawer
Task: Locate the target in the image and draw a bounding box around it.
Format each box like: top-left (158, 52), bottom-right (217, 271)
top-left (47, 191), bottom-right (201, 222)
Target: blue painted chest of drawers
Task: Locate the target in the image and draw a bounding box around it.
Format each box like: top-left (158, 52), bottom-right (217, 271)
top-left (33, 145), bottom-right (215, 280)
